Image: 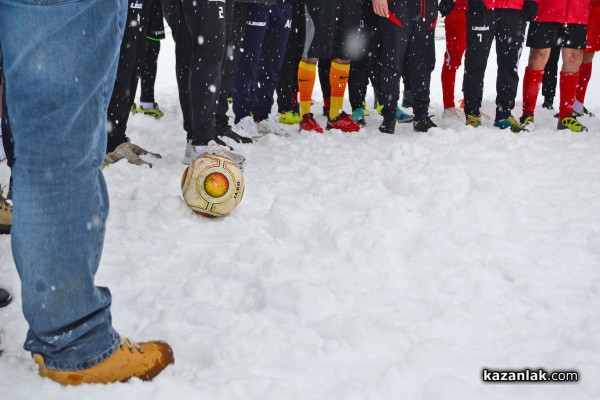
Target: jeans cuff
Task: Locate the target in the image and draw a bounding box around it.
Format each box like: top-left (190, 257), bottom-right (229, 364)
top-left (42, 332), bottom-right (120, 371)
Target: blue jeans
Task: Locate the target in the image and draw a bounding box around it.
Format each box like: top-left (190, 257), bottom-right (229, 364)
top-left (0, 0), bottom-right (126, 371)
top-left (232, 1), bottom-right (292, 122)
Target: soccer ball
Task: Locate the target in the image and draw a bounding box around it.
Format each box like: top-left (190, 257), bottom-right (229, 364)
top-left (181, 154), bottom-right (245, 217)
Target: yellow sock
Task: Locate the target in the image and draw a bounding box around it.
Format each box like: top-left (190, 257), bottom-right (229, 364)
top-left (329, 61), bottom-right (351, 120)
top-left (298, 61), bottom-right (317, 117)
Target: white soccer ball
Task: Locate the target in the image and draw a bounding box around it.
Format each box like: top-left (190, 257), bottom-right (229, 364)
top-left (181, 154), bottom-right (244, 217)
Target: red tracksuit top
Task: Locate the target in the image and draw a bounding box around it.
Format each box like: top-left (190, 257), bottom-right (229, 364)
top-left (483, 0), bottom-right (536, 9)
top-left (534, 0), bottom-right (590, 24)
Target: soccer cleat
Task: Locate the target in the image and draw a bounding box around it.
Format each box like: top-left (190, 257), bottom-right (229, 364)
top-left (542, 98), bottom-right (554, 111)
top-left (184, 140), bottom-right (245, 166)
top-left (127, 139), bottom-right (162, 159)
top-left (494, 115), bottom-right (523, 133)
top-left (465, 114), bottom-right (482, 128)
top-left (352, 108), bottom-right (366, 126)
top-left (326, 112), bottom-right (361, 132)
top-left (299, 113), bottom-right (323, 133)
top-left (442, 107), bottom-right (461, 118)
top-left (137, 102), bottom-right (164, 119)
top-left (574, 106), bottom-right (595, 118)
top-left (0, 186), bottom-right (12, 235)
top-left (33, 337), bottom-right (174, 385)
top-left (557, 114), bottom-right (588, 132)
top-left (413, 116), bottom-right (437, 132)
top-left (379, 117), bottom-right (396, 134)
top-left (234, 116), bottom-right (259, 137)
top-left (361, 101), bottom-right (370, 116)
top-left (217, 126), bottom-right (254, 144)
top-left (102, 141), bottom-right (160, 168)
top-left (255, 116), bottom-right (289, 137)
top-left (396, 107), bottom-right (414, 123)
top-left (519, 113), bottom-right (535, 131)
top-left (130, 102), bottom-right (138, 114)
top-left (0, 287), bottom-right (11, 308)
top-left (376, 103), bottom-right (384, 116)
top-left (278, 111), bottom-right (302, 125)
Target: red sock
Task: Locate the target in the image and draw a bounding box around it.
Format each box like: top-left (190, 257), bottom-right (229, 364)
top-left (441, 65), bottom-right (457, 109)
top-left (522, 67), bottom-right (545, 116)
top-left (559, 71), bottom-right (579, 119)
top-left (575, 62), bottom-right (592, 104)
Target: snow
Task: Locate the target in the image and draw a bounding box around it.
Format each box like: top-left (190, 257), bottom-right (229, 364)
top-left (1, 26), bottom-right (600, 400)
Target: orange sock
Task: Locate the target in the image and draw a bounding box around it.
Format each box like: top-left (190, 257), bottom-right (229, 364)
top-left (298, 61), bottom-right (317, 117)
top-left (329, 61), bottom-right (351, 120)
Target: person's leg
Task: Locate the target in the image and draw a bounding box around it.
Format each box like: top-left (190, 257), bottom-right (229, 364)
top-left (139, 0), bottom-right (165, 109)
top-left (541, 45), bottom-right (561, 108)
top-left (408, 20), bottom-right (436, 122)
top-left (442, 12), bottom-right (467, 110)
top-left (378, 7), bottom-right (410, 126)
top-left (462, 8), bottom-right (496, 120)
top-left (163, 0), bottom-right (193, 139)
top-left (318, 59), bottom-right (332, 113)
top-left (0, 0), bottom-right (125, 368)
top-left (349, 61), bottom-right (368, 112)
top-left (216, 0), bottom-right (245, 135)
top-left (182, 0), bottom-right (228, 146)
top-left (139, 39), bottom-right (161, 105)
top-left (276, 0), bottom-right (304, 116)
top-left (493, 8), bottom-right (525, 122)
top-left (252, 1), bottom-right (293, 121)
top-left (558, 46), bottom-right (584, 119)
top-left (574, 52), bottom-right (595, 113)
top-left (231, 4), bottom-right (269, 123)
top-left (107, 1), bottom-right (150, 153)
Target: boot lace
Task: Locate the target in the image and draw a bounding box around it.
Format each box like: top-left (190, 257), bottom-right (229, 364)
top-left (120, 337), bottom-right (144, 354)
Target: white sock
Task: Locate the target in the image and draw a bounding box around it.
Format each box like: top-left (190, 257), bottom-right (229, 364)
top-left (573, 99), bottom-right (585, 114)
top-left (140, 101), bottom-right (154, 110)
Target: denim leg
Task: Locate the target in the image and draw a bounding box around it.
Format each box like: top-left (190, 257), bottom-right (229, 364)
top-left (252, 2), bottom-right (292, 120)
top-left (0, 0), bottom-right (126, 371)
top-left (231, 3), bottom-right (269, 123)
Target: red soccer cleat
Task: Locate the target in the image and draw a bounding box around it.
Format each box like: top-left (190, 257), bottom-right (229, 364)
top-left (299, 113), bottom-right (323, 133)
top-left (326, 112), bottom-right (361, 132)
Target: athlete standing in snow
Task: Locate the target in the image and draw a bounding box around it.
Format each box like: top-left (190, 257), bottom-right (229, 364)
top-left (374, 0), bottom-right (438, 133)
top-left (163, 0), bottom-right (245, 164)
top-left (298, 0), bottom-right (363, 133)
top-left (439, 0), bottom-right (468, 118)
top-left (231, 0), bottom-right (293, 137)
top-left (520, 0), bottom-right (591, 132)
top-left (462, 0), bottom-right (538, 132)
top-left (573, 0), bottom-right (600, 117)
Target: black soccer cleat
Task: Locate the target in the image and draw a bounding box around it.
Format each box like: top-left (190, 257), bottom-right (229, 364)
top-left (217, 126), bottom-right (254, 144)
top-left (413, 116), bottom-right (437, 132)
top-left (379, 117), bottom-right (396, 134)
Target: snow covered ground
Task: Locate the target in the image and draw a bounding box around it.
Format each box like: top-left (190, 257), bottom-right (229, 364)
top-left (2, 25), bottom-right (600, 400)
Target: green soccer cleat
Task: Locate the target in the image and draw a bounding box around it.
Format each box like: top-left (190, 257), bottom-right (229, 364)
top-left (137, 102), bottom-right (164, 119)
top-left (465, 114), bottom-right (482, 128)
top-left (557, 114), bottom-right (588, 132)
top-left (494, 115), bottom-right (523, 133)
top-left (278, 111), bottom-right (302, 125)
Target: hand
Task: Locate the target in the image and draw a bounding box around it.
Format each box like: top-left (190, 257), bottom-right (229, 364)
top-left (521, 0), bottom-right (538, 22)
top-left (438, 0), bottom-right (456, 17)
top-left (372, 0), bottom-right (389, 18)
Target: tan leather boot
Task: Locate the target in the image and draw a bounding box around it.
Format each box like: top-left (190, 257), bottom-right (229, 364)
top-left (33, 337), bottom-right (174, 385)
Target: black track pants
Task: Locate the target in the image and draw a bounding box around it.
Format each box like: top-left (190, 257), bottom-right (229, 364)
top-left (462, 8), bottom-right (525, 120)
